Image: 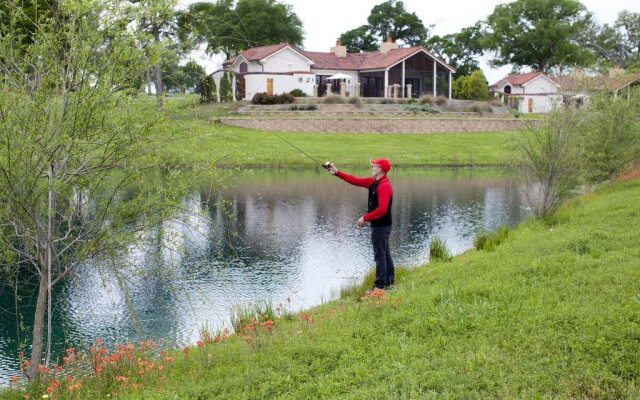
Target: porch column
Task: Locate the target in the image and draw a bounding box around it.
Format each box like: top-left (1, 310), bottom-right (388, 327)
top-left (402, 60), bottom-right (405, 98)
top-left (326, 82), bottom-right (332, 97)
top-left (406, 84), bottom-right (412, 99)
top-left (448, 71), bottom-right (452, 99)
top-left (384, 69), bottom-right (389, 98)
top-left (340, 81), bottom-right (346, 97)
top-left (313, 84), bottom-right (318, 97)
top-left (355, 83), bottom-right (361, 97)
top-left (432, 59), bottom-right (437, 97)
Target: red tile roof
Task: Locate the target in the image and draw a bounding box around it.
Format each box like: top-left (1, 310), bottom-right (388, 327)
top-left (223, 43), bottom-right (455, 72)
top-left (223, 43), bottom-right (294, 66)
top-left (303, 47), bottom-right (454, 71)
top-left (490, 71), bottom-right (554, 88)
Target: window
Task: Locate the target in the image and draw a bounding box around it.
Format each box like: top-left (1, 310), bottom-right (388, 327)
top-left (504, 85), bottom-right (512, 94)
top-left (239, 62), bottom-right (248, 73)
top-left (298, 77), bottom-right (303, 83)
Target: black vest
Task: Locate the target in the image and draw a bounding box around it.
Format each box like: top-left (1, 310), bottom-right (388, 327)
top-left (368, 180), bottom-right (393, 227)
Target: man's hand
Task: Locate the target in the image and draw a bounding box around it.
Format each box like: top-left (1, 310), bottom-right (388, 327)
top-left (357, 216), bottom-right (366, 227)
top-left (324, 162), bottom-right (338, 175)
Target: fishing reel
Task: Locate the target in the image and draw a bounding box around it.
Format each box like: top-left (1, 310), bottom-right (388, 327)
top-left (322, 161), bottom-right (334, 170)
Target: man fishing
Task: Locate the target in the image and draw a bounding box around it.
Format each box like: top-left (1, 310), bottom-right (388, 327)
top-left (326, 159), bottom-right (395, 291)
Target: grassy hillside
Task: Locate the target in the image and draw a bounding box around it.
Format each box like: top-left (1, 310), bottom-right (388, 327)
top-left (6, 177), bottom-right (639, 399)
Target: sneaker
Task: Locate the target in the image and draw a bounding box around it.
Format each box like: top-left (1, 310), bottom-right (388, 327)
top-left (384, 285), bottom-right (396, 291)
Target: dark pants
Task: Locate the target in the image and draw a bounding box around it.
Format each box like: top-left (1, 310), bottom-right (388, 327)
top-left (371, 226), bottom-right (394, 289)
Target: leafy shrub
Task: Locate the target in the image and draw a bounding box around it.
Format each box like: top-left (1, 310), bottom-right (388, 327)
top-left (407, 103), bottom-right (440, 113)
top-left (219, 72), bottom-right (233, 102)
top-left (348, 96), bottom-right (363, 108)
top-left (429, 236), bottom-right (451, 262)
top-left (289, 88), bottom-right (307, 97)
top-left (407, 99), bottom-right (417, 105)
top-left (575, 91), bottom-right (640, 182)
top-left (453, 70), bottom-right (489, 100)
top-left (380, 98), bottom-right (396, 104)
top-left (517, 108), bottom-right (582, 218)
top-left (421, 104), bottom-right (440, 113)
top-left (289, 104), bottom-right (317, 111)
top-left (251, 92), bottom-right (295, 105)
top-left (474, 226), bottom-right (510, 251)
top-left (323, 95), bottom-right (345, 104)
top-left (406, 104), bottom-right (421, 113)
top-left (199, 75), bottom-right (217, 104)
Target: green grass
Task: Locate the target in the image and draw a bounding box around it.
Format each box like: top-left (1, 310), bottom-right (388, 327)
top-left (157, 120), bottom-right (518, 168)
top-left (140, 98), bottom-right (520, 168)
top-left (7, 178), bottom-right (640, 399)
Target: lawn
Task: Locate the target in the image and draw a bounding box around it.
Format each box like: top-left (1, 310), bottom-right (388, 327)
top-left (155, 99), bottom-right (519, 168)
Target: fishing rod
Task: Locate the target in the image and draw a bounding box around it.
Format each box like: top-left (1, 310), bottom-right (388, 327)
top-left (270, 131), bottom-right (333, 170)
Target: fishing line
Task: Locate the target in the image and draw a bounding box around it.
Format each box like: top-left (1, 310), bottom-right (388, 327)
top-left (268, 131), bottom-right (324, 166)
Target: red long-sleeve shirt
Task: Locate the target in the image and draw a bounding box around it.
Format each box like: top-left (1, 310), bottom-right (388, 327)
top-left (336, 171), bottom-right (393, 222)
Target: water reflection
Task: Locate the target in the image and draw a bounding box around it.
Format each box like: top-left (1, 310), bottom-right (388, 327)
top-left (0, 168), bottom-right (527, 383)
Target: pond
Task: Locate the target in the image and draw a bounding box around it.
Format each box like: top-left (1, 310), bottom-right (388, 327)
top-left (0, 168), bottom-right (528, 383)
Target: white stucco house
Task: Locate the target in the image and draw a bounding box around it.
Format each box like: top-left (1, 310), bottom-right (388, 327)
top-left (215, 38), bottom-right (456, 101)
top-left (489, 72), bottom-right (562, 113)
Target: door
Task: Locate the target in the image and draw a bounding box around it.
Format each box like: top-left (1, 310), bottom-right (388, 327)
top-left (267, 78), bottom-right (274, 96)
top-left (236, 76), bottom-right (245, 100)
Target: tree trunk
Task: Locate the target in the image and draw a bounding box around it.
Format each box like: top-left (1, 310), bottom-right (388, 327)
top-left (146, 69), bottom-right (153, 95)
top-left (153, 28), bottom-right (163, 108)
top-left (28, 267), bottom-right (48, 381)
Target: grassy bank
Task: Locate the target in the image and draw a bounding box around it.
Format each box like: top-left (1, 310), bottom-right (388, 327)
top-left (6, 177), bottom-right (639, 399)
top-left (155, 100), bottom-right (518, 168)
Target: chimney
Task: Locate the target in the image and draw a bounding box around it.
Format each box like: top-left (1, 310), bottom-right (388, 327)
top-left (330, 39), bottom-right (347, 58)
top-left (379, 35), bottom-right (399, 53)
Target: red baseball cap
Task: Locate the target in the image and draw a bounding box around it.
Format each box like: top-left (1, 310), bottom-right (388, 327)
top-left (370, 158), bottom-right (391, 172)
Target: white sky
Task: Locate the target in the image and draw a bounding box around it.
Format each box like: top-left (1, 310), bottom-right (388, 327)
top-left (180, 0), bottom-right (639, 83)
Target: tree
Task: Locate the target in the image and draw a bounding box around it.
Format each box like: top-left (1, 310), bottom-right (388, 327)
top-left (338, 25), bottom-right (378, 53)
top-left (219, 72), bottom-right (233, 102)
top-left (339, 0), bottom-right (428, 53)
top-left (200, 75), bottom-right (218, 103)
top-left (581, 11), bottom-right (640, 70)
top-left (427, 24), bottom-right (484, 78)
top-left (0, 0), bottom-right (193, 381)
top-left (0, 0), bottom-right (58, 50)
top-left (483, 0), bottom-right (593, 72)
top-left (179, 0), bottom-right (303, 58)
top-left (162, 58), bottom-right (206, 93)
top-left (181, 60), bottom-right (207, 92)
top-left (453, 70), bottom-right (489, 100)
top-left (129, 0), bottom-right (181, 106)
